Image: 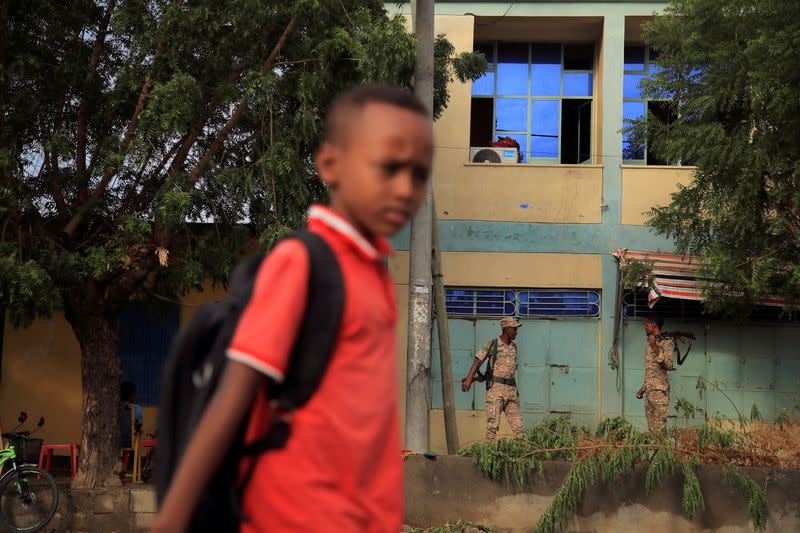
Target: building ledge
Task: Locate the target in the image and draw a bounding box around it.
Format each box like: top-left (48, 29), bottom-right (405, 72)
top-left (464, 163), bottom-right (603, 169)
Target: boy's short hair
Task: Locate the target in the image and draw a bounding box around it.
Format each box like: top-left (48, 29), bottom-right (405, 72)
top-left (645, 312), bottom-right (665, 329)
top-left (323, 84), bottom-right (428, 145)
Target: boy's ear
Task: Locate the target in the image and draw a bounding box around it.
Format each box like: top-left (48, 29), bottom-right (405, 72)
top-left (315, 143), bottom-right (339, 188)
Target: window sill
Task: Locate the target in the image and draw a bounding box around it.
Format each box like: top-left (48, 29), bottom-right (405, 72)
top-left (620, 164), bottom-right (697, 170)
top-left (464, 162), bottom-right (603, 169)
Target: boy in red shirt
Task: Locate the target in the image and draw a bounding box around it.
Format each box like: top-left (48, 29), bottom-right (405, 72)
top-left (153, 85), bottom-right (433, 532)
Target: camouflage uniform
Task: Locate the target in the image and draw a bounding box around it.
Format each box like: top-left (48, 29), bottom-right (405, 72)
top-left (643, 336), bottom-right (675, 432)
top-left (477, 338), bottom-right (525, 440)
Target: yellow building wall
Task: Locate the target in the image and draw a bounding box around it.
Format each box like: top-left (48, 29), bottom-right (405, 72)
top-left (436, 164), bottom-right (604, 223)
top-left (1, 316), bottom-right (83, 445)
top-left (389, 251), bottom-right (601, 289)
top-left (620, 166), bottom-right (695, 225)
top-left (429, 15), bottom-right (604, 224)
top-left (430, 409), bottom-right (521, 449)
top-left (0, 282), bottom-right (228, 447)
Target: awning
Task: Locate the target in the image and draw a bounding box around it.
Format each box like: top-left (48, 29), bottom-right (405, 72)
top-left (612, 249), bottom-right (785, 309)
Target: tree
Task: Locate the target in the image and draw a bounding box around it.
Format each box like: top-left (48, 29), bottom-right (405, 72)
top-left (0, 0), bottom-right (485, 488)
top-left (629, 0), bottom-right (800, 316)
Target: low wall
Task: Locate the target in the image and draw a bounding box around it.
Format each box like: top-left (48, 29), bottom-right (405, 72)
top-left (21, 459), bottom-right (800, 532)
top-left (30, 483), bottom-right (156, 533)
top-left (404, 456), bottom-right (800, 532)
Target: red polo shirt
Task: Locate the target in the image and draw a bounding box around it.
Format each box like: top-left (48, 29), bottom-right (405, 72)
top-left (227, 205), bottom-right (402, 533)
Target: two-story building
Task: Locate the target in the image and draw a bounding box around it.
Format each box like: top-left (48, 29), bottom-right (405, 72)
top-left (386, 1), bottom-right (800, 450)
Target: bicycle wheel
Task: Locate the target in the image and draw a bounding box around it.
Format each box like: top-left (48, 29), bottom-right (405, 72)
top-left (0, 465), bottom-right (59, 533)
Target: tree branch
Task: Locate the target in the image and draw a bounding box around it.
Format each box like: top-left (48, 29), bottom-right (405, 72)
top-left (104, 246), bottom-right (158, 310)
top-left (76, 0), bottom-right (117, 203)
top-left (64, 0), bottom-right (188, 237)
top-left (187, 18), bottom-right (297, 184)
top-left (116, 138), bottom-right (184, 218)
top-left (48, 147), bottom-right (68, 217)
top-left (0, 0), bottom-right (8, 152)
top-left (166, 25), bottom-right (275, 177)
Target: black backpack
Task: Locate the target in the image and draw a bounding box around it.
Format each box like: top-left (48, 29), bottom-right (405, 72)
top-left (154, 230), bottom-right (344, 531)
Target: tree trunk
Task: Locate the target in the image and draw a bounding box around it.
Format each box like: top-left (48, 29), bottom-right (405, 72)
top-left (65, 293), bottom-right (122, 488)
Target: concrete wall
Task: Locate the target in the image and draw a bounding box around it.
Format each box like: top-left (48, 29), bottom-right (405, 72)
top-left (621, 165), bottom-right (695, 225)
top-left (436, 164), bottom-right (603, 223)
top-left (13, 484), bottom-right (157, 533)
top-left (405, 456), bottom-right (800, 532)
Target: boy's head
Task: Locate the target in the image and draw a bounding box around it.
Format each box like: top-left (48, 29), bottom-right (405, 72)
top-left (316, 84), bottom-right (433, 238)
top-left (644, 312), bottom-right (664, 335)
top-left (121, 381), bottom-right (136, 403)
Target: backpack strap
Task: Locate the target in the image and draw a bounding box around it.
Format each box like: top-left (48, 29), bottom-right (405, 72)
top-left (240, 229), bottom-right (345, 455)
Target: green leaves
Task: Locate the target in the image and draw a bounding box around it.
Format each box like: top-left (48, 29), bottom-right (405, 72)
top-left (681, 458), bottom-right (705, 519)
top-left (156, 188), bottom-right (193, 227)
top-left (639, 0), bottom-right (800, 315)
top-left (462, 416), bottom-right (770, 533)
top-left (723, 465), bottom-right (769, 531)
top-left (139, 73), bottom-right (203, 135)
top-left (0, 255), bottom-right (62, 327)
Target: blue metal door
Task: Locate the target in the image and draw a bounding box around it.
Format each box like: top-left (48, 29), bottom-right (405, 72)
top-left (432, 318), bottom-right (600, 425)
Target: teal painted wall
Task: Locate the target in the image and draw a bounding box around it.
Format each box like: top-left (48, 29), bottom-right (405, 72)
top-left (432, 318), bottom-right (600, 429)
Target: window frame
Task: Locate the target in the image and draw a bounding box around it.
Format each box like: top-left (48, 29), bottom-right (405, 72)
top-left (622, 44), bottom-right (674, 165)
top-left (622, 289), bottom-right (800, 323)
top-left (444, 287), bottom-right (602, 319)
top-left (472, 42), bottom-right (596, 165)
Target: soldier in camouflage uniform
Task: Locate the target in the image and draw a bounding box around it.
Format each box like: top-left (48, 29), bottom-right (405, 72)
top-left (462, 317), bottom-right (525, 440)
top-left (636, 312), bottom-right (675, 432)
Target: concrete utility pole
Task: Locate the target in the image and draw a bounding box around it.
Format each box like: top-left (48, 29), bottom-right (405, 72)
top-left (432, 202), bottom-right (460, 453)
top-left (405, 0), bottom-right (434, 452)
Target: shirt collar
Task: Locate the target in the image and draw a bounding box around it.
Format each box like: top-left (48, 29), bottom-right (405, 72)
top-left (307, 204), bottom-right (393, 260)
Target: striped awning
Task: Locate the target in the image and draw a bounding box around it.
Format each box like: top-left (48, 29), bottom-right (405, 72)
top-left (613, 249), bottom-right (785, 309)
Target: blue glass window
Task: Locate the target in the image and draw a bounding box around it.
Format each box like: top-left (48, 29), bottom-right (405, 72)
top-left (623, 73), bottom-right (645, 99)
top-left (472, 72), bottom-right (495, 96)
top-left (530, 100), bottom-right (559, 159)
top-left (531, 44), bottom-right (561, 96)
top-left (495, 98), bottom-right (527, 132)
top-left (563, 73), bottom-right (593, 97)
top-left (623, 45), bottom-right (676, 162)
top-left (445, 288), bottom-right (601, 318)
top-left (623, 101), bottom-right (646, 160)
top-left (477, 43), bottom-right (495, 70)
top-left (624, 45), bottom-right (646, 71)
top-left (472, 43), bottom-right (495, 96)
top-left (518, 291), bottom-right (600, 317)
top-left (496, 43), bottom-right (528, 96)
top-left (471, 42), bottom-right (595, 164)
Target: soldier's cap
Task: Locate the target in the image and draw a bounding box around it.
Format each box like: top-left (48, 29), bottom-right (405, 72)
top-left (500, 317), bottom-right (522, 329)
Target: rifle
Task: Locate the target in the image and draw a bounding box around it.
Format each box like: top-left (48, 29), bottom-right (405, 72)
top-left (655, 331), bottom-right (696, 365)
top-left (462, 339), bottom-right (499, 390)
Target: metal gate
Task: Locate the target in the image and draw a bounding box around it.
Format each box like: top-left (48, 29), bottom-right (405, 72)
top-left (432, 318), bottom-right (600, 426)
top-left (621, 321), bottom-right (800, 427)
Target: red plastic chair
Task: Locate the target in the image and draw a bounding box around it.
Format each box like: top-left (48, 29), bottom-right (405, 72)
top-left (134, 438), bottom-right (156, 483)
top-left (38, 443), bottom-right (79, 477)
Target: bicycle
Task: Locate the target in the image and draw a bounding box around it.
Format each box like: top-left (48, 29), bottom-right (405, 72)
top-left (0, 412), bottom-right (59, 533)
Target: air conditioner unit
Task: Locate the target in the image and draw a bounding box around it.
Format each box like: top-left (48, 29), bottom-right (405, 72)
top-left (469, 147), bottom-right (519, 164)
